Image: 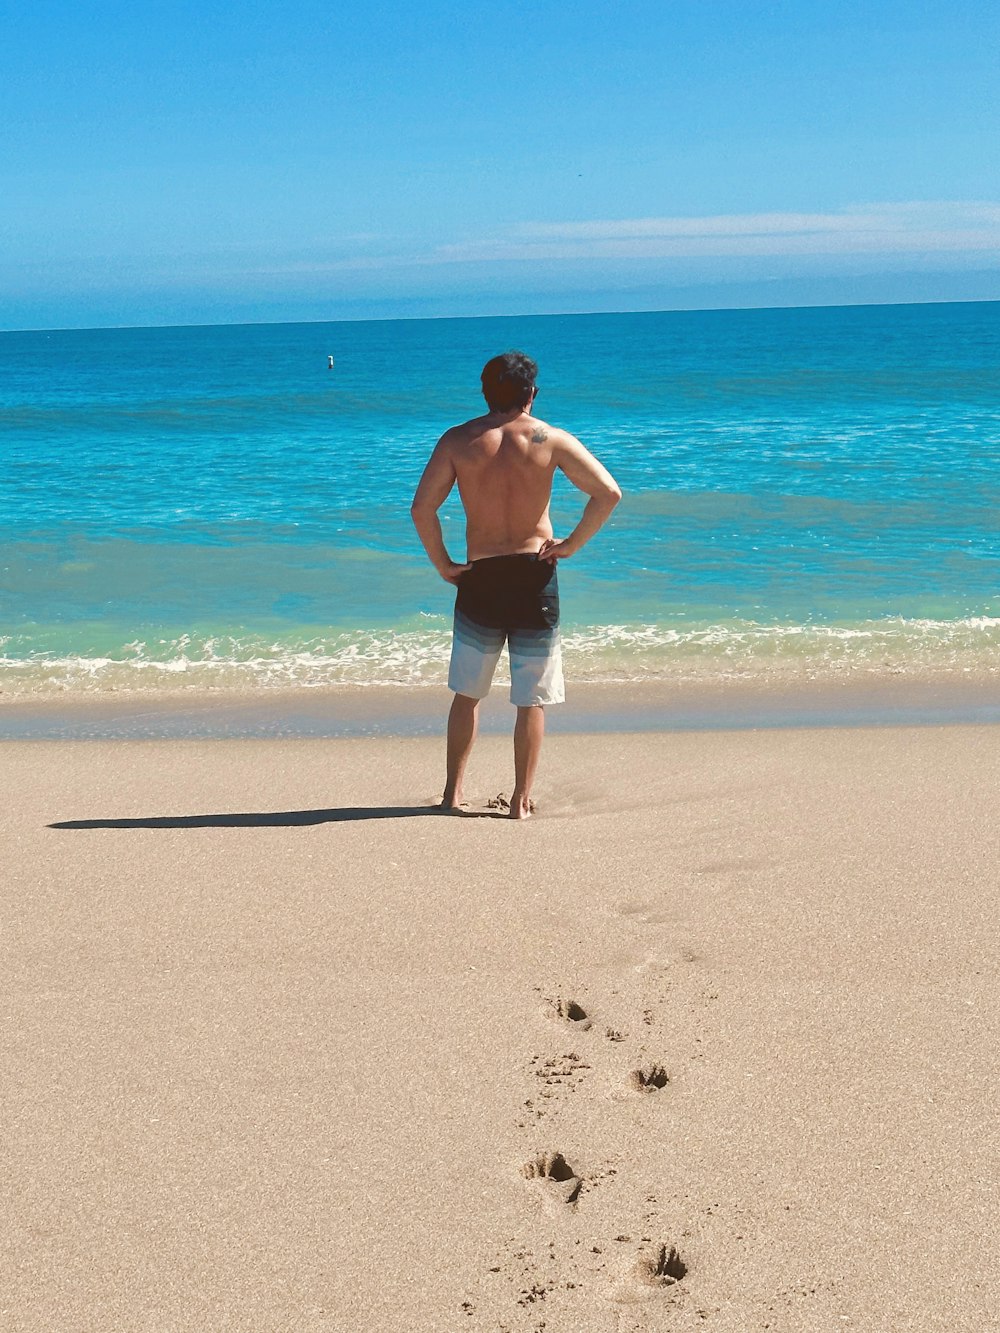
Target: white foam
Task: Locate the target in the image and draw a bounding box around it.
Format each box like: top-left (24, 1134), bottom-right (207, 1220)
top-left (1, 616), bottom-right (999, 697)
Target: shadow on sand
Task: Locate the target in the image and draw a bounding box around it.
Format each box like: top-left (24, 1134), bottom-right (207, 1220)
top-left (49, 805), bottom-right (507, 830)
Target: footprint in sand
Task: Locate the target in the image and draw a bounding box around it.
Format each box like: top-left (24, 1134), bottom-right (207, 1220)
top-left (611, 1240), bottom-right (689, 1305)
top-left (521, 1152), bottom-right (582, 1210)
top-left (627, 1064), bottom-right (670, 1093)
top-left (545, 997), bottom-right (592, 1030)
top-left (634, 1243), bottom-right (687, 1287)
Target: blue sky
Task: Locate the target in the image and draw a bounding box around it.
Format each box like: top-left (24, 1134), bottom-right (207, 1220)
top-left (2, 0), bottom-right (999, 328)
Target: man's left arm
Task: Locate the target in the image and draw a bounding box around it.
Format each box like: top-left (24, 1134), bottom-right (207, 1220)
top-left (410, 436), bottom-right (472, 584)
top-left (538, 432), bottom-right (622, 563)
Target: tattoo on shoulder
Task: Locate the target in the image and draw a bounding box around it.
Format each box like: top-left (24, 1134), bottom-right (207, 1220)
top-left (531, 427), bottom-right (549, 444)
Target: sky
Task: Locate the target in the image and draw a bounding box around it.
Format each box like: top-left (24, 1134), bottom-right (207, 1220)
top-left (2, 0), bottom-right (1000, 329)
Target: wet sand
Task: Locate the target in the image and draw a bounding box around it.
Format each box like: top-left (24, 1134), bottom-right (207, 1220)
top-left (3, 725), bottom-right (999, 1330)
top-left (2, 669), bottom-right (1000, 739)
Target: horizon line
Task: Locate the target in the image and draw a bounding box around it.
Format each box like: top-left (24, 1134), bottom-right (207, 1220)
top-left (2, 293), bottom-right (999, 338)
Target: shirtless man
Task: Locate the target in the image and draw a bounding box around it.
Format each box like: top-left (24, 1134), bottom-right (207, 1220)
top-left (411, 351), bottom-right (621, 819)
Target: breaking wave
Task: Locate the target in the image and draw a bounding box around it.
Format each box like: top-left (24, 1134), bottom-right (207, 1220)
top-left (1, 616), bottom-right (999, 697)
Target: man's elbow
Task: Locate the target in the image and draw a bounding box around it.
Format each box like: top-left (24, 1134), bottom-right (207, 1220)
top-left (602, 481), bottom-right (623, 509)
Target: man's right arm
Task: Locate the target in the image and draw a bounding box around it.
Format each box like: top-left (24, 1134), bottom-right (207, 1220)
top-left (410, 433), bottom-right (472, 584)
top-left (539, 433), bottom-right (622, 563)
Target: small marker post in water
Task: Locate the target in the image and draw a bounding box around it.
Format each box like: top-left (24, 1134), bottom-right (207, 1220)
top-left (327, 355), bottom-right (335, 370)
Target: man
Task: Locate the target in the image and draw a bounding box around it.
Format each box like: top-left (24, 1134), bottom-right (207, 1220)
top-left (411, 350), bottom-right (621, 819)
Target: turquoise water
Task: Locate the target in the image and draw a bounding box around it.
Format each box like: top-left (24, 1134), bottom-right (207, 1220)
top-left (2, 303), bottom-right (999, 694)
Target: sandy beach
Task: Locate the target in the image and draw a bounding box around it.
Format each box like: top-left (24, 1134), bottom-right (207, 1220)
top-left (3, 723), bottom-right (999, 1331)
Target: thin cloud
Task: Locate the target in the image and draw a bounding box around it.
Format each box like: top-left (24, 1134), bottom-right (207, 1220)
top-left (435, 202), bottom-right (1000, 263)
top-left (185, 201), bottom-right (1000, 282)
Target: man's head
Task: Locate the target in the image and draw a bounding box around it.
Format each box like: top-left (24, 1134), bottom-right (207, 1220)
top-left (481, 351), bottom-right (538, 412)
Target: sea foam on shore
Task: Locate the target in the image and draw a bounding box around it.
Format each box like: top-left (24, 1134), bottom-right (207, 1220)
top-left (2, 614), bottom-right (999, 699)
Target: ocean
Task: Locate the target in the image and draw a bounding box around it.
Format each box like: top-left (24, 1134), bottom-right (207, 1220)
top-left (2, 302), bottom-right (999, 700)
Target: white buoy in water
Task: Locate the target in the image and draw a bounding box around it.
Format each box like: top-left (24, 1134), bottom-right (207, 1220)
top-left (327, 355), bottom-right (335, 370)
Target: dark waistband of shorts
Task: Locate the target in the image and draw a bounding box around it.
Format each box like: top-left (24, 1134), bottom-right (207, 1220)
top-left (467, 553), bottom-right (544, 567)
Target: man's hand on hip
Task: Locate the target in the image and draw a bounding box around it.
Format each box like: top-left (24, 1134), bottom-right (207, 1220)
top-left (440, 560), bottom-right (472, 584)
top-left (538, 537), bottom-right (577, 563)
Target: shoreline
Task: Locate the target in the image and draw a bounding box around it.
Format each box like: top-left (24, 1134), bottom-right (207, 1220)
top-left (1, 669), bottom-right (999, 738)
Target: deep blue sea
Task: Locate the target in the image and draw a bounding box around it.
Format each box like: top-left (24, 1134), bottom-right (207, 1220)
top-left (2, 302), bottom-right (999, 696)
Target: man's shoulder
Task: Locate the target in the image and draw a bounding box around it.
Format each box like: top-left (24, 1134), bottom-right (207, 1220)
top-left (439, 414), bottom-right (492, 447)
top-left (524, 416), bottom-right (575, 448)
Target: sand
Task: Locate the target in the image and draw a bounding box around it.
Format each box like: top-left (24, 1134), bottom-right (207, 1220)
top-left (3, 725), bottom-right (999, 1331)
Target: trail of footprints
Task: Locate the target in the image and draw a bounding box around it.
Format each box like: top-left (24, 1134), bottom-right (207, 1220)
top-left (469, 991), bottom-right (691, 1324)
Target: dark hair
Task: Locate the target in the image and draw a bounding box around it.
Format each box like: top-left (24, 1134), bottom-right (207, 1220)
top-left (481, 351), bottom-right (538, 412)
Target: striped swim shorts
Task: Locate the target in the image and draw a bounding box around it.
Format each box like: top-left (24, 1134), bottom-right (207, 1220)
top-left (448, 554), bottom-right (564, 707)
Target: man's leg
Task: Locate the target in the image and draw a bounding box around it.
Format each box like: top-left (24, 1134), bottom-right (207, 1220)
top-left (442, 692), bottom-right (479, 809)
top-left (511, 704), bottom-right (544, 820)
top-left (507, 618), bottom-right (563, 820)
top-left (445, 604), bottom-right (504, 811)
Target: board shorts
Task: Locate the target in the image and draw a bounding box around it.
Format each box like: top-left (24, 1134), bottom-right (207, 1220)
top-left (448, 554), bottom-right (565, 707)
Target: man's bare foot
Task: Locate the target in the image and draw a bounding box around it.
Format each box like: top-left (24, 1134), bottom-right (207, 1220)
top-left (509, 793), bottom-right (536, 820)
top-left (436, 794), bottom-right (468, 815)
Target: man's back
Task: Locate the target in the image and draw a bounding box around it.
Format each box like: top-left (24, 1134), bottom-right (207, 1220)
top-left (445, 412), bottom-right (558, 561)
top-left (412, 389), bottom-right (621, 580)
